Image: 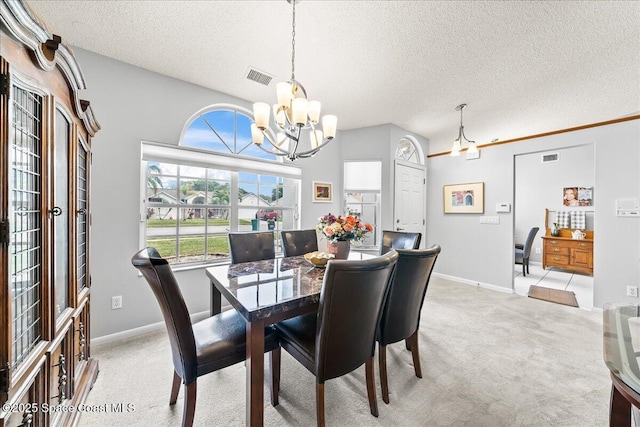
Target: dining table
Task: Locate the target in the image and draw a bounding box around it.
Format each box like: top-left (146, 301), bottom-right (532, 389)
top-left (603, 302), bottom-right (640, 426)
top-left (205, 251), bottom-right (372, 427)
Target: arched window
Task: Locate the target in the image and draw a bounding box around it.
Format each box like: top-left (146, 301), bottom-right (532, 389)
top-left (141, 104), bottom-right (302, 267)
top-left (395, 136), bottom-right (424, 164)
top-left (181, 105), bottom-right (278, 161)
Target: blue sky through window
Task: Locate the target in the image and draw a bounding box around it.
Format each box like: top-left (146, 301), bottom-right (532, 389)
top-left (182, 108), bottom-right (277, 161)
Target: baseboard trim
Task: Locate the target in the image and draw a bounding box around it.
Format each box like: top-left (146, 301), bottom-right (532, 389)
top-left (432, 272), bottom-right (513, 294)
top-left (92, 310), bottom-right (210, 345)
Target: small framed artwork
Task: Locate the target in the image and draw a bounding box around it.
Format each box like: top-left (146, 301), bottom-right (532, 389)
top-left (563, 186), bottom-right (593, 207)
top-left (313, 181), bottom-right (332, 203)
top-left (443, 182), bottom-right (484, 213)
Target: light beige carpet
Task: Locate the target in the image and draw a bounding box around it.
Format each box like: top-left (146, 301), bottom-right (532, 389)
top-left (528, 285), bottom-right (580, 307)
top-left (79, 277), bottom-right (614, 427)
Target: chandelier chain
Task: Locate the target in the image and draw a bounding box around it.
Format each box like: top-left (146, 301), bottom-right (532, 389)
top-left (291, 0), bottom-right (296, 82)
top-left (250, 0), bottom-right (337, 160)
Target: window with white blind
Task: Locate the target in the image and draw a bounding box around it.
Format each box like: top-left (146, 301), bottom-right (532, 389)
top-left (343, 160), bottom-right (382, 247)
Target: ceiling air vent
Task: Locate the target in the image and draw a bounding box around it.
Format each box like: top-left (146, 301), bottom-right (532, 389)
top-left (541, 152), bottom-right (560, 163)
top-left (246, 67), bottom-right (273, 86)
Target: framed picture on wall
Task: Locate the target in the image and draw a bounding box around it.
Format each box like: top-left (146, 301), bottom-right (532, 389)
top-left (563, 186), bottom-right (593, 206)
top-left (313, 181), bottom-right (333, 203)
top-left (443, 182), bottom-right (484, 213)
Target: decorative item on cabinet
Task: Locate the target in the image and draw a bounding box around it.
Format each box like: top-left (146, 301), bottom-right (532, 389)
top-left (0, 2), bottom-right (100, 426)
top-left (542, 209), bottom-right (594, 276)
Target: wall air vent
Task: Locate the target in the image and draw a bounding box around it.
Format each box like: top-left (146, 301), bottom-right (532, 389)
top-left (541, 152), bottom-right (560, 163)
top-left (246, 67), bottom-right (273, 86)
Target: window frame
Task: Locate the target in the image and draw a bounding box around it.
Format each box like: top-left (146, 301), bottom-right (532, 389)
top-left (141, 104), bottom-right (304, 269)
top-left (140, 147), bottom-right (301, 270)
top-left (343, 160), bottom-right (382, 248)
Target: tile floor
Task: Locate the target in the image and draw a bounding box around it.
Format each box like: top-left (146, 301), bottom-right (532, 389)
top-left (513, 262), bottom-right (594, 310)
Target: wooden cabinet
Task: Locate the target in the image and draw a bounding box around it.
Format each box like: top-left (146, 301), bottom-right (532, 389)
top-left (1, 1), bottom-right (100, 425)
top-left (542, 237), bottom-right (593, 276)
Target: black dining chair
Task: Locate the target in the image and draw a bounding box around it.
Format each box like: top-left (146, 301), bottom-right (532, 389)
top-left (380, 230), bottom-right (422, 254)
top-left (131, 247), bottom-right (280, 427)
top-left (281, 229), bottom-right (319, 257)
top-left (228, 231), bottom-right (276, 264)
top-left (376, 245), bottom-right (441, 404)
top-left (515, 227), bottom-right (539, 276)
top-left (270, 251), bottom-right (399, 426)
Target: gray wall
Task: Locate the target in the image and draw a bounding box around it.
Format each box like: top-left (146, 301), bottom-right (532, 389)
top-left (515, 144), bottom-right (595, 263)
top-left (76, 48), bottom-right (344, 338)
top-left (76, 48), bottom-right (426, 338)
top-left (426, 119), bottom-right (640, 308)
top-left (77, 46), bottom-right (637, 339)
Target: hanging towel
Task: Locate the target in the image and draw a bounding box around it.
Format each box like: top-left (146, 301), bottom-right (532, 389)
top-left (556, 211), bottom-right (571, 229)
top-left (571, 211), bottom-right (586, 230)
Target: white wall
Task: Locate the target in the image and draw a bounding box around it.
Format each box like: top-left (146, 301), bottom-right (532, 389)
top-left (77, 48), bottom-right (429, 338)
top-left (515, 144), bottom-right (595, 263)
top-left (75, 48), bottom-right (345, 338)
top-left (78, 45), bottom-right (634, 339)
top-left (340, 124), bottom-right (428, 233)
top-left (427, 119), bottom-right (640, 307)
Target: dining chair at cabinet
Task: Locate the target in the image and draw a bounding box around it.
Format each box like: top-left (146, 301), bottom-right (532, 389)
top-left (131, 247), bottom-right (280, 427)
top-left (515, 227), bottom-right (539, 277)
top-left (228, 231), bottom-right (276, 264)
top-left (380, 230), bottom-right (422, 254)
top-left (270, 251), bottom-right (399, 426)
top-left (281, 229), bottom-right (319, 257)
top-left (376, 245), bottom-right (441, 404)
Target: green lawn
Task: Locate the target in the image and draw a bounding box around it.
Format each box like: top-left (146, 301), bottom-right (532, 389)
top-left (147, 218), bottom-right (252, 227)
top-left (147, 235), bottom-right (229, 257)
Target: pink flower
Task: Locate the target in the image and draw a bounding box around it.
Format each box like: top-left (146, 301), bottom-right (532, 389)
top-left (323, 226), bottom-right (334, 236)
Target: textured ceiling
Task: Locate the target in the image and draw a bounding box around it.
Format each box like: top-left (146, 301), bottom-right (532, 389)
top-left (24, 0), bottom-right (640, 154)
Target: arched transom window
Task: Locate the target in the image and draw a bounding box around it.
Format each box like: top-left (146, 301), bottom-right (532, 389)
top-left (181, 106), bottom-right (277, 161)
top-left (395, 136), bottom-right (423, 164)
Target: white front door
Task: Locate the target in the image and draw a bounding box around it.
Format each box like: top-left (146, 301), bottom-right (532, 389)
top-left (394, 161), bottom-right (426, 244)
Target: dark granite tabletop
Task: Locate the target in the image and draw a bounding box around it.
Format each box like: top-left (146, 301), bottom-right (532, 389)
top-left (205, 253), bottom-right (369, 321)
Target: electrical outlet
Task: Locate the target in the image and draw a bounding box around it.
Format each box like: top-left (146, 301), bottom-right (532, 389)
top-left (111, 295), bottom-right (123, 309)
top-left (627, 286), bottom-right (639, 298)
top-left (535, 247), bottom-right (541, 254)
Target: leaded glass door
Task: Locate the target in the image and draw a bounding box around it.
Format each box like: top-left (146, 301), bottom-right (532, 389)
top-left (77, 137), bottom-right (89, 292)
top-left (53, 109), bottom-right (70, 318)
top-left (8, 83), bottom-right (44, 371)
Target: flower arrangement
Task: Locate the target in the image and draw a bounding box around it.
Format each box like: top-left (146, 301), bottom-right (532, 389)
top-left (317, 213), bottom-right (373, 243)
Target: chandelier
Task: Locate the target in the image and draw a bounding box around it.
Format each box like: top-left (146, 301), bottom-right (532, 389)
top-left (450, 103), bottom-right (479, 156)
top-left (251, 0), bottom-right (337, 161)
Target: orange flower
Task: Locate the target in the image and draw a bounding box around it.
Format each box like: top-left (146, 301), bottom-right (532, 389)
top-left (344, 224), bottom-right (353, 232)
top-left (365, 223), bottom-right (373, 232)
top-left (346, 216), bottom-right (357, 226)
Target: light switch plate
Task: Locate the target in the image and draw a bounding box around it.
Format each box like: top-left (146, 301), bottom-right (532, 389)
top-left (479, 216), bottom-right (500, 225)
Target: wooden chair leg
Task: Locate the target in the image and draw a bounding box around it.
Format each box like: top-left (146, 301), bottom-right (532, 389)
top-left (408, 331), bottom-right (422, 378)
top-left (378, 344), bottom-right (390, 404)
top-left (316, 382), bottom-right (325, 427)
top-left (365, 357), bottom-right (379, 417)
top-left (405, 338), bottom-right (411, 351)
top-left (269, 346), bottom-right (281, 407)
top-left (170, 371), bottom-right (181, 405)
top-left (182, 381), bottom-right (197, 427)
